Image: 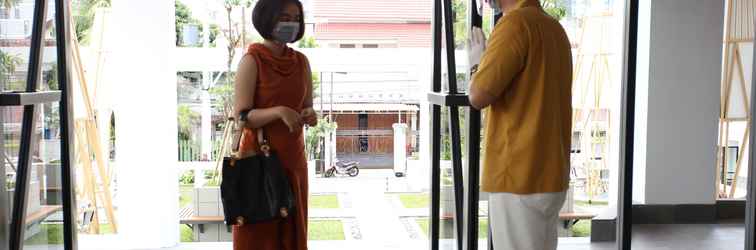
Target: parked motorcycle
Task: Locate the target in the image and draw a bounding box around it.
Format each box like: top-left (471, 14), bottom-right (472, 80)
top-left (324, 159), bottom-right (360, 178)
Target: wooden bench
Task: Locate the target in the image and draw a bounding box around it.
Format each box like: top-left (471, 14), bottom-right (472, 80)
top-left (559, 212), bottom-right (596, 229)
top-left (179, 206), bottom-right (226, 233)
top-left (25, 205), bottom-right (62, 225)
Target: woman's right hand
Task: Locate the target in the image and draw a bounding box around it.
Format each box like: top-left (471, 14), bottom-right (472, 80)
top-left (277, 106), bottom-right (303, 132)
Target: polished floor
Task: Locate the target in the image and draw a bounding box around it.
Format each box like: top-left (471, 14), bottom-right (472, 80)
top-left (75, 222), bottom-right (745, 250)
top-left (559, 223), bottom-right (745, 250)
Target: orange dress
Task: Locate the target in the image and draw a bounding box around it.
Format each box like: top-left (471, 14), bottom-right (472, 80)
top-left (233, 43), bottom-right (309, 250)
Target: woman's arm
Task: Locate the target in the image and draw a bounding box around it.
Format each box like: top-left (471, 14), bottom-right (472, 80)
top-left (234, 54), bottom-right (302, 132)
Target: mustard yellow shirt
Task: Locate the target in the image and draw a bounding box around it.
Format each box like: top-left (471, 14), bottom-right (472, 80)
top-left (472, 0), bottom-right (573, 194)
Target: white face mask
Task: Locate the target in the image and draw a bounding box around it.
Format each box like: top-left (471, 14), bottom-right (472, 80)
top-left (273, 21), bottom-right (300, 44)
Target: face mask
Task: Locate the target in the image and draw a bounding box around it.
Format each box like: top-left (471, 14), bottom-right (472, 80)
top-left (487, 0), bottom-right (502, 15)
top-left (273, 21), bottom-right (300, 44)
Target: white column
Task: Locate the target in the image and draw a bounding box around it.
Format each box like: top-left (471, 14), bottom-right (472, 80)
top-left (633, 0), bottom-right (724, 205)
top-left (393, 123), bottom-right (408, 174)
top-left (201, 75), bottom-right (212, 161)
top-left (110, 0), bottom-right (179, 248)
top-left (200, 7), bottom-right (213, 162)
top-left (325, 124), bottom-right (337, 169)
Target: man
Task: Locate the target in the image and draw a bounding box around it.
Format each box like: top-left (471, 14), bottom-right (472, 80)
top-left (467, 0), bottom-right (572, 249)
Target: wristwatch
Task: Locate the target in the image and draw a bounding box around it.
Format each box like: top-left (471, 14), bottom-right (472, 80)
top-left (239, 109), bottom-right (251, 123)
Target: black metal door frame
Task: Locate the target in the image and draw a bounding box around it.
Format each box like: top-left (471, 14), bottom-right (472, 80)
top-left (617, 0), bottom-right (639, 249)
top-left (745, 2), bottom-right (756, 248)
top-left (427, 0), bottom-right (483, 249)
top-left (1, 0), bottom-right (76, 249)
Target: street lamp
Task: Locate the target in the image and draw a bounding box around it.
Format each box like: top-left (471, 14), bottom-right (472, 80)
top-left (329, 71), bottom-right (347, 123)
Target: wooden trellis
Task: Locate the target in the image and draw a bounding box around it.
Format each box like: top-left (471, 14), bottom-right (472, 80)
top-left (67, 3), bottom-right (117, 233)
top-left (571, 13), bottom-right (613, 202)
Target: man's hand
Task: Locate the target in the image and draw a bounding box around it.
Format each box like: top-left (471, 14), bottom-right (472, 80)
top-left (301, 107), bottom-right (318, 127)
top-left (467, 27), bottom-right (487, 73)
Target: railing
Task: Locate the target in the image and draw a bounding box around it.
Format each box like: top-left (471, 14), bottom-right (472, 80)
top-left (336, 129), bottom-right (393, 136)
top-left (178, 139), bottom-right (224, 162)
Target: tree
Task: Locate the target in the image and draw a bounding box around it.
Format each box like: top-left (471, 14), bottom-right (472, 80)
top-left (240, 0), bottom-right (253, 47)
top-left (452, 0), bottom-right (468, 48)
top-left (1, 0), bottom-right (19, 10)
top-left (177, 104), bottom-right (200, 140)
top-left (175, 1), bottom-right (198, 46)
top-left (73, 0), bottom-right (111, 45)
top-left (0, 0), bottom-right (21, 16)
top-left (312, 72), bottom-right (320, 98)
top-left (542, 0), bottom-right (568, 20)
top-left (305, 118), bottom-right (336, 160)
top-left (223, 0), bottom-right (243, 82)
top-left (298, 36), bottom-right (319, 48)
top-left (452, 0), bottom-right (567, 44)
top-left (207, 24), bottom-right (221, 47)
top-left (0, 50), bottom-right (23, 90)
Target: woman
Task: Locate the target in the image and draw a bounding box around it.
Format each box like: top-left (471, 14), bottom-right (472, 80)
top-left (233, 0), bottom-right (315, 249)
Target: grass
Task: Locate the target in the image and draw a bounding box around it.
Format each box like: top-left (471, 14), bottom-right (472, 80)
top-left (572, 220), bottom-right (591, 237)
top-left (309, 194), bottom-right (340, 209)
top-left (99, 224), bottom-right (114, 234)
top-left (416, 218), bottom-right (487, 239)
top-left (575, 200), bottom-right (609, 207)
top-left (398, 193), bottom-right (429, 208)
top-left (25, 224), bottom-right (63, 245)
top-left (181, 224), bottom-right (194, 242)
top-left (179, 185), bottom-right (194, 208)
top-left (308, 220), bottom-right (345, 240)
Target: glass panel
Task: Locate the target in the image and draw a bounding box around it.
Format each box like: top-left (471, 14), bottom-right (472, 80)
top-left (560, 0), bottom-right (622, 249)
top-left (0, 0), bottom-right (35, 92)
top-left (23, 0), bottom-right (64, 249)
top-left (1, 0), bottom-right (43, 248)
top-left (439, 107), bottom-right (458, 250)
top-left (718, 0), bottom-right (753, 200)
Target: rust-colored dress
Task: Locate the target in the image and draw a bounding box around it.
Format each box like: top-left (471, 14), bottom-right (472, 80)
top-left (233, 43), bottom-right (309, 250)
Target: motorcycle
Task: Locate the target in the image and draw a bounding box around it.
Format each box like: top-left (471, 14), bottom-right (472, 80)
top-left (324, 159), bottom-right (360, 178)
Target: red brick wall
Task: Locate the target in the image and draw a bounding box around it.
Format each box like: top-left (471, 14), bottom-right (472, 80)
top-left (336, 136), bottom-right (393, 154)
top-left (332, 113), bottom-right (413, 130)
top-left (332, 113), bottom-right (414, 154)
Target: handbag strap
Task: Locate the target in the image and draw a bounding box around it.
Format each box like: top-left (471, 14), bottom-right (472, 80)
top-left (230, 114), bottom-right (271, 158)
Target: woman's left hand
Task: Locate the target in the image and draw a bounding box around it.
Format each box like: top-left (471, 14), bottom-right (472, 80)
top-left (301, 108), bottom-right (318, 126)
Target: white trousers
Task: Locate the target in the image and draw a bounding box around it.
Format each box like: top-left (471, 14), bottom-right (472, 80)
top-left (488, 191), bottom-right (567, 250)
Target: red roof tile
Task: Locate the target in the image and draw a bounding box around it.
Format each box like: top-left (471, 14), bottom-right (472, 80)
top-left (314, 23), bottom-right (431, 47)
top-left (313, 0), bottom-right (432, 23)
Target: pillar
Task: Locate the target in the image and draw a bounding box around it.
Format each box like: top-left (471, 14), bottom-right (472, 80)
top-left (633, 0), bottom-right (724, 204)
top-left (110, 0), bottom-right (178, 247)
top-left (393, 123), bottom-right (408, 175)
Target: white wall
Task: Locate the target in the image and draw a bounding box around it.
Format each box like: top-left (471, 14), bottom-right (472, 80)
top-left (110, 0), bottom-right (179, 248)
top-left (634, 0), bottom-right (724, 205)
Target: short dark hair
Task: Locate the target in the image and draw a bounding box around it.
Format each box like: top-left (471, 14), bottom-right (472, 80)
top-left (252, 0), bottom-right (305, 42)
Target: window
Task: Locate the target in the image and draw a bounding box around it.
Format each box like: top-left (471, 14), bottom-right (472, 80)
top-left (358, 114), bottom-right (368, 152)
top-left (14, 8), bottom-right (19, 19)
top-left (363, 44), bottom-right (379, 48)
top-left (339, 44), bottom-right (356, 48)
top-left (358, 114), bottom-right (368, 130)
top-left (571, 131), bottom-right (581, 153)
top-left (721, 146), bottom-right (739, 185)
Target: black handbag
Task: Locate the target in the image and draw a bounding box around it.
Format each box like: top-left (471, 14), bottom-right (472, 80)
top-left (220, 119), bottom-right (296, 226)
